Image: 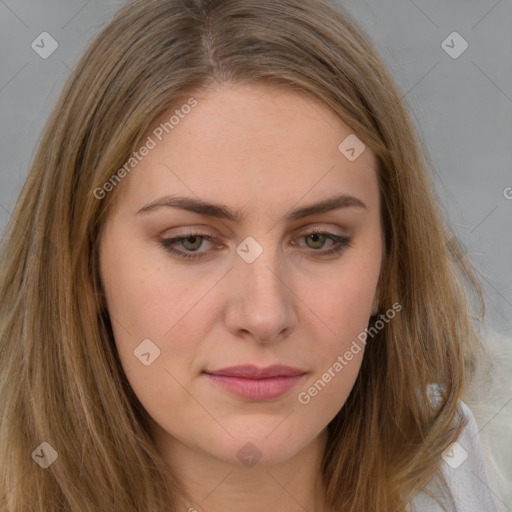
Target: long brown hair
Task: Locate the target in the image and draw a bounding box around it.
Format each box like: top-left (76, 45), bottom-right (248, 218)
top-left (0, 0), bottom-right (485, 510)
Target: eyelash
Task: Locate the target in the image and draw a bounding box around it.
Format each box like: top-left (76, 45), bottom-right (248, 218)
top-left (158, 228), bottom-right (352, 260)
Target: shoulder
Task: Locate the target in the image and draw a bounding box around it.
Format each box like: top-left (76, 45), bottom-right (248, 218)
top-left (409, 399), bottom-right (500, 512)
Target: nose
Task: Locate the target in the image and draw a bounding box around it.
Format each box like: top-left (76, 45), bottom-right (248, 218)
top-left (223, 238), bottom-right (298, 345)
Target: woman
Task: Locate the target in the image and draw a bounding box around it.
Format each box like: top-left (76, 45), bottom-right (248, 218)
top-left (0, 0), bottom-right (500, 510)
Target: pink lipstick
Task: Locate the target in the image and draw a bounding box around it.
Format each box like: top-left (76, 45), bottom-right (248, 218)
top-left (203, 364), bottom-right (307, 400)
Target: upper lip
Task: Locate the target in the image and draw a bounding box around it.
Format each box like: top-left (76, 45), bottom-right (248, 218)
top-left (204, 365), bottom-right (307, 379)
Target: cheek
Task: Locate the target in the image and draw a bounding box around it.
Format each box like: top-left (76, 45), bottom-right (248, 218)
top-left (304, 261), bottom-right (379, 342)
top-left (297, 278), bottom-right (370, 414)
top-left (100, 237), bottom-right (184, 335)
top-left (100, 240), bottom-right (212, 389)
top-left (298, 350), bottom-right (363, 414)
top-left (100, 255), bottom-right (199, 421)
top-left (296, 255), bottom-right (378, 404)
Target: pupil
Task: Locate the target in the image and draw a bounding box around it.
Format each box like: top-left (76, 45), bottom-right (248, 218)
top-left (184, 236), bottom-right (201, 250)
top-left (309, 234), bottom-right (323, 247)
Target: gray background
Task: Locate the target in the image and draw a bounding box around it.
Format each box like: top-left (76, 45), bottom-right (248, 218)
top-left (1, 0), bottom-right (510, 336)
top-left (0, 0), bottom-right (511, 507)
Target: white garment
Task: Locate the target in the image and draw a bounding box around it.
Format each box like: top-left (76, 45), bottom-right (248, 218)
top-left (409, 400), bottom-right (500, 511)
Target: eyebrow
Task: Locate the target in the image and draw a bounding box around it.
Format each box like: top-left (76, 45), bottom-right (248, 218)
top-left (136, 193), bottom-right (367, 222)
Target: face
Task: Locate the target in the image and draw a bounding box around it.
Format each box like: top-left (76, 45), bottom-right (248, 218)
top-left (98, 83), bottom-right (383, 469)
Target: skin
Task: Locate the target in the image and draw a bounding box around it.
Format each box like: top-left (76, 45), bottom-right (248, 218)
top-left (98, 83), bottom-right (383, 512)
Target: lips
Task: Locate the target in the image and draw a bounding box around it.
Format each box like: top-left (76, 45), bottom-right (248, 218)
top-left (204, 364), bottom-right (306, 379)
top-left (203, 365), bottom-right (307, 400)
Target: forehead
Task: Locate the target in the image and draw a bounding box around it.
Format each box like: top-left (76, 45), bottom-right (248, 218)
top-left (112, 83), bottom-right (379, 217)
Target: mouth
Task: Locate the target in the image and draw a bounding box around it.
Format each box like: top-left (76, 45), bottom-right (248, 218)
top-left (203, 365), bottom-right (307, 400)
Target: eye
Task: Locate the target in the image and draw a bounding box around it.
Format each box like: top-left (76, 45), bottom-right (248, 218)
top-left (291, 228), bottom-right (352, 257)
top-left (159, 231), bottom-right (219, 260)
top-left (159, 229), bottom-right (352, 260)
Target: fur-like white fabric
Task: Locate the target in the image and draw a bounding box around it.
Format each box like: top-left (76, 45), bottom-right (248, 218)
top-left (463, 330), bottom-right (512, 510)
top-left (410, 400), bottom-right (499, 511)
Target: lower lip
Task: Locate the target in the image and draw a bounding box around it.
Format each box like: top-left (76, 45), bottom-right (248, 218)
top-left (204, 373), bottom-right (306, 400)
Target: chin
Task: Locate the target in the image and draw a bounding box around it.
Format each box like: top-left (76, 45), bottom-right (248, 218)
top-left (202, 421), bottom-right (321, 469)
